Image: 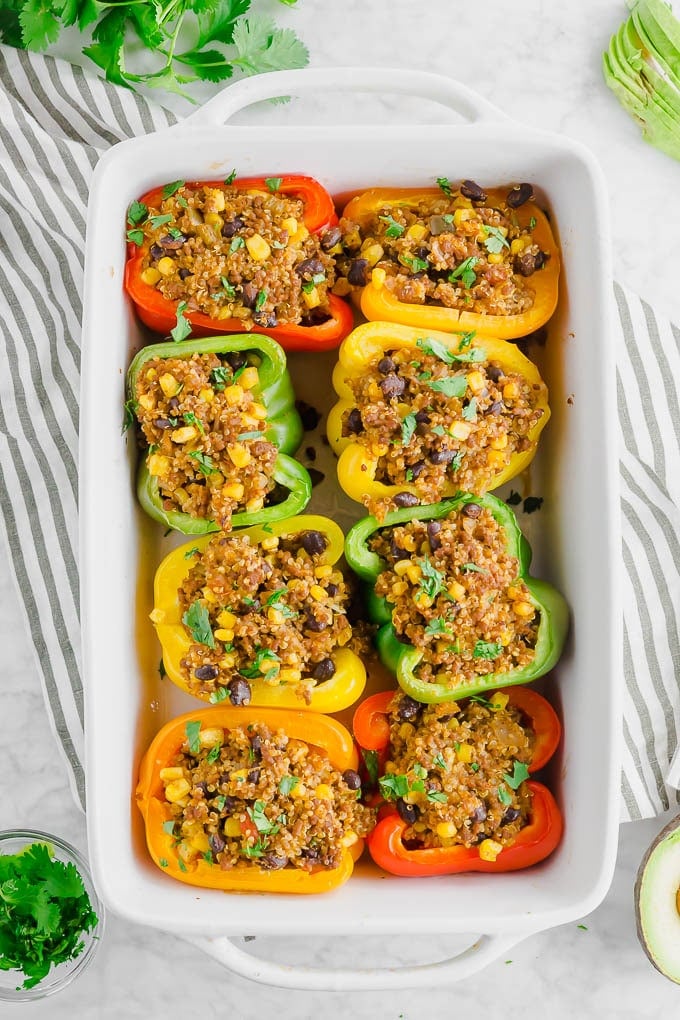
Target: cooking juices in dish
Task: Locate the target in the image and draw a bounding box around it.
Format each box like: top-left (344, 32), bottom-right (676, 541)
top-left (353, 686), bottom-right (563, 876)
top-left (136, 708), bottom-right (375, 892)
top-left (344, 494), bottom-right (569, 703)
top-left (335, 182), bottom-right (560, 339)
top-left (124, 175), bottom-right (354, 350)
top-left (151, 517), bottom-right (368, 712)
top-left (327, 322), bottom-right (549, 518)
top-left (126, 335), bottom-right (311, 534)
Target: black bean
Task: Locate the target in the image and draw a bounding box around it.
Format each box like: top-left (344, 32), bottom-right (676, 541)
top-left (247, 768), bottom-right (261, 784)
top-left (471, 804), bottom-right (488, 823)
top-left (216, 794), bottom-right (237, 813)
top-left (222, 217), bottom-right (244, 237)
top-left (304, 613), bottom-right (327, 632)
top-left (168, 396), bottom-right (180, 411)
top-left (414, 246), bottom-right (430, 261)
top-left (377, 356), bottom-right (396, 375)
top-left (506, 183), bottom-right (534, 209)
top-left (342, 769), bottom-right (362, 791)
top-left (409, 461), bottom-right (426, 480)
top-left (240, 597), bottom-right (260, 613)
top-left (396, 799), bottom-right (420, 825)
top-left (241, 282), bottom-right (259, 308)
top-left (415, 410), bottom-right (431, 425)
top-left (160, 233), bottom-right (185, 249)
top-left (311, 657), bottom-right (336, 681)
top-left (254, 312), bottom-right (278, 328)
top-left (296, 257), bottom-right (325, 279)
top-left (326, 583), bottom-right (339, 597)
top-left (397, 695), bottom-right (422, 721)
top-left (535, 251), bottom-right (547, 269)
top-left (379, 373), bottom-right (405, 399)
top-left (224, 351), bottom-right (247, 371)
top-left (462, 502), bottom-right (482, 518)
top-left (393, 491), bottom-right (420, 508)
top-left (430, 447), bottom-right (458, 465)
top-left (515, 252), bottom-right (539, 277)
top-left (502, 807), bottom-right (521, 824)
top-left (320, 225), bottom-right (342, 250)
top-left (460, 179), bottom-right (487, 202)
top-left (250, 735), bottom-right (262, 758)
top-left (178, 268), bottom-right (193, 280)
top-left (300, 847), bottom-right (320, 862)
top-left (209, 832), bottom-right (226, 855)
top-left (486, 400), bottom-right (503, 416)
top-left (390, 539), bottom-right (410, 561)
top-left (150, 243), bottom-right (164, 260)
top-left (347, 258), bottom-right (369, 286)
top-left (300, 530), bottom-right (328, 556)
top-left (194, 664), bottom-right (219, 681)
top-left (486, 364), bottom-right (504, 383)
top-left (262, 854), bottom-right (288, 870)
top-left (344, 407), bottom-right (364, 435)
top-left (228, 677), bottom-right (251, 705)
top-left (153, 418), bottom-right (172, 430)
top-left (427, 520), bottom-right (442, 549)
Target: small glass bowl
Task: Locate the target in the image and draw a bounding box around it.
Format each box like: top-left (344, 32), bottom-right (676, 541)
top-left (0, 829), bottom-right (105, 1002)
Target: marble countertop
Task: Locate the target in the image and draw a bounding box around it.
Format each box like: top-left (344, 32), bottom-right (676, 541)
top-left (2, 0), bottom-right (680, 1015)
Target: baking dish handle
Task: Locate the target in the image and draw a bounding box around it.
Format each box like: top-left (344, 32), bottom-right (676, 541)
top-left (184, 67), bottom-right (507, 127)
top-left (183, 931), bottom-right (526, 990)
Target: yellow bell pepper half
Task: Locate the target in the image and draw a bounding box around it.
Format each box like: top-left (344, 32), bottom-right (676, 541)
top-left (152, 515), bottom-right (366, 713)
top-left (327, 321), bottom-right (550, 508)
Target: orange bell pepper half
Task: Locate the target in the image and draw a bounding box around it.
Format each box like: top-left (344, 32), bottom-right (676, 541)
top-left (342, 187), bottom-right (560, 340)
top-left (352, 685), bottom-right (563, 876)
top-left (136, 706), bottom-right (364, 893)
top-left (124, 175), bottom-right (354, 352)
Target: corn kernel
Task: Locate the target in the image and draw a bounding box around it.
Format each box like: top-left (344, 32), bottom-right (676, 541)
top-left (145, 368), bottom-right (158, 381)
top-left (199, 387), bottom-right (214, 403)
top-left (487, 449), bottom-right (506, 467)
top-left (246, 233), bottom-right (271, 261)
top-left (513, 600), bottom-right (536, 618)
top-left (148, 453), bottom-right (170, 477)
top-left (206, 188), bottom-right (226, 213)
top-left (406, 223), bottom-right (427, 242)
top-left (138, 393), bottom-right (154, 411)
top-left (489, 692), bottom-right (509, 710)
top-left (224, 817), bottom-right (242, 837)
top-left (170, 425), bottom-right (197, 444)
top-left (499, 226), bottom-right (508, 237)
top-left (314, 784), bottom-right (333, 801)
top-left (214, 628), bottom-right (234, 643)
top-left (245, 497), bottom-right (264, 512)
top-left (507, 586), bottom-right (523, 600)
top-left (216, 610), bottom-right (236, 629)
top-left (413, 821), bottom-right (427, 833)
top-left (399, 722), bottom-right (415, 740)
top-left (392, 580), bottom-right (408, 596)
top-left (159, 373), bottom-right (181, 398)
top-left (261, 536), bottom-right (279, 551)
top-left (290, 782), bottom-right (306, 799)
top-left (510, 237), bottom-right (527, 254)
top-left (336, 626), bottom-right (352, 646)
top-left (217, 306), bottom-right (232, 320)
top-left (178, 841), bottom-right (195, 862)
top-left (451, 421), bottom-right (473, 441)
top-left (222, 482), bottom-right (244, 500)
top-left (202, 588), bottom-right (217, 603)
top-left (292, 224), bottom-right (309, 244)
top-left (149, 608), bottom-right (165, 624)
top-left (487, 252), bottom-right (504, 265)
top-left (239, 366), bottom-right (259, 390)
top-left (226, 442), bottom-right (251, 468)
top-left (302, 286), bottom-right (321, 309)
top-left (341, 831), bottom-right (358, 848)
top-left (466, 370), bottom-right (486, 394)
top-left (190, 832), bottom-right (210, 853)
top-left (453, 208), bottom-right (472, 226)
top-left (413, 591), bottom-right (433, 609)
top-left (406, 564), bottom-right (422, 585)
top-left (478, 839), bottom-right (503, 862)
top-left (231, 769), bottom-right (249, 781)
top-left (436, 822), bottom-right (457, 840)
top-left (279, 667), bottom-right (302, 684)
top-left (453, 196), bottom-right (473, 209)
top-left (363, 243), bottom-right (384, 267)
top-left (282, 217), bottom-right (298, 236)
top-left (448, 581), bottom-right (466, 601)
top-left (401, 534), bottom-right (417, 552)
top-left (220, 654), bottom-right (235, 668)
top-left (371, 267), bottom-right (386, 289)
top-left (157, 256), bottom-right (176, 276)
top-left (165, 778), bottom-right (191, 803)
top-left (314, 564), bottom-right (333, 579)
top-left (224, 384), bottom-right (243, 406)
top-left (333, 277), bottom-right (352, 297)
top-left (489, 434), bottom-right (509, 450)
top-left (204, 212), bottom-right (223, 230)
top-left (197, 727), bottom-right (223, 749)
top-left (250, 402), bottom-right (268, 420)
top-left (267, 607), bottom-right (284, 626)
top-left (503, 381), bottom-right (520, 401)
top-left (394, 559), bottom-right (410, 577)
top-left (141, 266), bottom-right (161, 286)
top-left (160, 767), bottom-right (184, 781)
top-left (310, 584), bottom-right (327, 602)
top-left (456, 743), bottom-right (474, 763)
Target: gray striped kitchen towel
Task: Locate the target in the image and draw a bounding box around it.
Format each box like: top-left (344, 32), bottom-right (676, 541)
top-left (0, 44), bottom-right (678, 821)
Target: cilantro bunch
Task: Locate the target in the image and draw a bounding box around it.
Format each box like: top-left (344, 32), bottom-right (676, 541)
top-left (0, 0), bottom-right (308, 99)
top-left (0, 841), bottom-right (99, 990)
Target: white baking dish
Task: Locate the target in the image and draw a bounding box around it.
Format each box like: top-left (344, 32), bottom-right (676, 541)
top-left (80, 67), bottom-right (622, 990)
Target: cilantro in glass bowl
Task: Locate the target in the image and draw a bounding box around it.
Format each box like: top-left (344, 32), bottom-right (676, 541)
top-left (0, 829), bottom-right (104, 1001)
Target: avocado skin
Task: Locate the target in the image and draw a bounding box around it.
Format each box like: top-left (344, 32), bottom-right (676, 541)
top-left (635, 814), bottom-right (680, 983)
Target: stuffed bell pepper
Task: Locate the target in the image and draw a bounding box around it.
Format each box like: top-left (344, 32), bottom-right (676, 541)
top-left (345, 493), bottom-right (568, 703)
top-left (353, 685), bottom-right (562, 875)
top-left (152, 515), bottom-right (368, 712)
top-left (333, 181), bottom-right (559, 340)
top-left (327, 321), bottom-right (549, 518)
top-left (124, 175), bottom-right (354, 351)
top-left (136, 707), bottom-right (376, 893)
top-left (126, 334), bottom-right (311, 534)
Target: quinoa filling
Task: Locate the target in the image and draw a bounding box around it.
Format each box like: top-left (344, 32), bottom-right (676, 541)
top-left (382, 690), bottom-right (534, 856)
top-left (178, 529), bottom-right (355, 705)
top-left (370, 505), bottom-right (538, 687)
top-left (342, 338), bottom-right (543, 518)
top-left (161, 720), bottom-right (376, 871)
top-left (134, 351), bottom-right (278, 529)
top-left (334, 181), bottom-right (548, 315)
top-left (134, 183), bottom-right (337, 327)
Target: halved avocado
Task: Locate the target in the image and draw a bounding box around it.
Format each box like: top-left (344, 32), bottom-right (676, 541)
top-left (635, 815), bottom-right (680, 982)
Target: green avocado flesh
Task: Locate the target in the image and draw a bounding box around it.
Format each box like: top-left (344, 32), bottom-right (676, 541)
top-left (636, 816), bottom-right (680, 982)
top-left (603, 0), bottom-right (680, 162)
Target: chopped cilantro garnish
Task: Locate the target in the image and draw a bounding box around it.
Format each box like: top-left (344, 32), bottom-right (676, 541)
top-left (472, 640), bottom-right (502, 660)
top-left (127, 200), bottom-right (148, 226)
top-left (361, 748), bottom-right (379, 786)
top-left (497, 785), bottom-right (513, 806)
top-left (121, 397), bottom-right (138, 434)
top-left (177, 859), bottom-right (187, 873)
top-left (247, 800), bottom-right (279, 835)
top-left (237, 430), bottom-right (265, 441)
top-left (279, 775), bottom-right (300, 796)
top-left (402, 254), bottom-right (429, 273)
top-left (214, 794), bottom-right (227, 811)
top-left (209, 687), bottom-right (229, 704)
top-left (254, 289), bottom-right (267, 312)
top-left (183, 547), bottom-right (200, 560)
top-left (177, 196), bottom-right (189, 209)
top-left (181, 601), bottom-right (215, 648)
top-left (149, 213), bottom-right (172, 230)
top-left (427, 790), bottom-right (448, 804)
top-left (224, 169), bottom-right (237, 185)
top-left (462, 397), bottom-right (478, 422)
top-left (240, 647), bottom-right (280, 679)
top-left (162, 180), bottom-right (184, 200)
top-left (162, 820), bottom-right (176, 836)
top-left (378, 774), bottom-right (410, 800)
top-left (159, 858), bottom-right (169, 867)
top-left (449, 451), bottom-right (464, 472)
top-left (412, 763), bottom-right (427, 779)
top-left (221, 276), bottom-right (236, 299)
top-left (188, 450), bottom-right (215, 476)
top-left (401, 412), bottom-right (418, 446)
top-left (529, 216), bottom-right (537, 230)
top-left (433, 752), bottom-right (448, 770)
top-left (265, 177), bottom-right (283, 191)
top-left (202, 851), bottom-right (214, 865)
top-left (183, 411), bottom-right (205, 435)
top-left (482, 225), bottom-right (510, 254)
top-left (210, 365), bottom-right (231, 391)
top-left (229, 236), bottom-right (245, 253)
top-left (436, 176), bottom-right (453, 196)
top-left (424, 617), bottom-right (451, 636)
top-left (427, 375), bottom-right (468, 399)
top-left (418, 554), bottom-right (445, 600)
top-left (206, 743), bottom-right (222, 764)
top-left (470, 762), bottom-right (480, 772)
top-left (126, 228), bottom-right (144, 246)
top-left (170, 301), bottom-right (192, 343)
top-left (184, 719), bottom-right (202, 754)
top-left (431, 424), bottom-right (445, 436)
top-left (449, 256), bottom-right (479, 289)
top-left (503, 761), bottom-right (530, 790)
top-left (241, 841), bottom-right (268, 859)
top-left (167, 227), bottom-right (184, 241)
top-left (379, 214), bottom-right (405, 238)
top-left (460, 562), bottom-right (486, 574)
top-left (266, 589), bottom-right (296, 618)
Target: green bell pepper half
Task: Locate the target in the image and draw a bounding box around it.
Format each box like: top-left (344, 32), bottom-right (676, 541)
top-left (345, 493), bottom-right (569, 703)
top-left (127, 333), bottom-right (310, 535)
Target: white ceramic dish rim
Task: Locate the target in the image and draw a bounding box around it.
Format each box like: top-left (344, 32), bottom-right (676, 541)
top-left (80, 68), bottom-right (622, 990)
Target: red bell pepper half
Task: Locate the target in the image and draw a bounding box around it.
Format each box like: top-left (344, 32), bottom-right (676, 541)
top-left (124, 175), bottom-right (354, 352)
top-left (352, 686), bottom-right (563, 876)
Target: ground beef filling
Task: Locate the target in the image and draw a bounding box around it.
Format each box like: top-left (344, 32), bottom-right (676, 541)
top-left (383, 691), bottom-right (534, 856)
top-left (136, 184), bottom-right (337, 327)
top-left (135, 351), bottom-right (278, 529)
top-left (334, 184), bottom-right (547, 316)
top-left (370, 506), bottom-right (538, 687)
top-left (342, 342), bottom-right (543, 517)
top-left (178, 529), bottom-right (354, 704)
top-left (161, 721), bottom-right (376, 871)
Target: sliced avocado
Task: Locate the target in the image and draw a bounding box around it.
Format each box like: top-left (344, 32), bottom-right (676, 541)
top-left (636, 815), bottom-right (680, 983)
top-left (620, 18), bottom-right (680, 122)
top-left (631, 0), bottom-right (680, 88)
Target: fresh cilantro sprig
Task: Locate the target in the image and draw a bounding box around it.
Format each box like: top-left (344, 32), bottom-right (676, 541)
top-left (0, 842), bottom-right (98, 990)
top-left (4, 1), bottom-right (309, 100)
